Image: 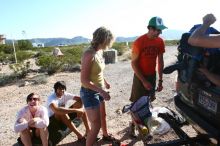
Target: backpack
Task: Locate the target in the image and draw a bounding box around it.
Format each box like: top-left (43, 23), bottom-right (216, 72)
top-left (122, 96), bottom-right (152, 124)
top-left (177, 33), bottom-right (204, 83)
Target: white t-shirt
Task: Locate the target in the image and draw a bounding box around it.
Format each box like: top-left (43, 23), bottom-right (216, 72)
top-left (47, 92), bottom-right (76, 117)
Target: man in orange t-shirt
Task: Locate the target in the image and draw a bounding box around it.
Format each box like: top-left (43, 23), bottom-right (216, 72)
top-left (130, 16), bottom-right (167, 103)
top-left (129, 16), bottom-right (167, 136)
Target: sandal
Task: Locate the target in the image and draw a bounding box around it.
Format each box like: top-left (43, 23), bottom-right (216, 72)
top-left (102, 134), bottom-right (116, 142)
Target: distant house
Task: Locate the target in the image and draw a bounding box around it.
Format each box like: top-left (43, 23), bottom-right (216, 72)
top-left (0, 34), bottom-right (6, 45)
top-left (32, 43), bottom-right (44, 48)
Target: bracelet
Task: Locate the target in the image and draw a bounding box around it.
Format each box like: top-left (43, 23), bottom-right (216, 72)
top-left (159, 79), bottom-right (163, 83)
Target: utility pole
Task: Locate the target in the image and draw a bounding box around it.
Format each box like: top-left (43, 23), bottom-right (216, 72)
top-left (12, 39), bottom-right (17, 64)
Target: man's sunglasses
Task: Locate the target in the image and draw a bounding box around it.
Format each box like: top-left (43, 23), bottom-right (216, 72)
top-left (27, 97), bottom-right (39, 102)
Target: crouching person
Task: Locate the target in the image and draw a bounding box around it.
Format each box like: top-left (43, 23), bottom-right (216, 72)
top-left (47, 81), bottom-right (90, 142)
top-left (14, 93), bottom-right (49, 146)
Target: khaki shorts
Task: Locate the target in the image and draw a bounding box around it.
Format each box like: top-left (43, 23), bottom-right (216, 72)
top-left (129, 73), bottom-right (156, 102)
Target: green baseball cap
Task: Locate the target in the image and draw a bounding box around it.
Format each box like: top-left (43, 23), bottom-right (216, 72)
top-left (148, 16), bottom-right (167, 30)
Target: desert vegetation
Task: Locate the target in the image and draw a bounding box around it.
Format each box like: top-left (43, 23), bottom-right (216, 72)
top-left (0, 39), bottom-right (178, 87)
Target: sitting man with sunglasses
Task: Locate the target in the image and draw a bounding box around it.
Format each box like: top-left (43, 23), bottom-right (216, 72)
top-left (47, 81), bottom-right (90, 143)
top-left (129, 16), bottom-right (167, 137)
top-left (14, 93), bottom-right (49, 146)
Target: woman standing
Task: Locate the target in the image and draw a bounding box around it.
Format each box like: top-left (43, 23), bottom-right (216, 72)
top-left (80, 27), bottom-right (115, 146)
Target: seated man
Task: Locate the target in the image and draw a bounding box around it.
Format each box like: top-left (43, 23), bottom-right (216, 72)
top-left (47, 81), bottom-right (90, 142)
top-left (14, 93), bottom-right (49, 146)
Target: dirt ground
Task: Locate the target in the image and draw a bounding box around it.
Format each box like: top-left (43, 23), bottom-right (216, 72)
top-left (0, 46), bottom-right (197, 146)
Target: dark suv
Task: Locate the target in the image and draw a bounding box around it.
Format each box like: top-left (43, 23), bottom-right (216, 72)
top-left (164, 32), bottom-right (220, 145)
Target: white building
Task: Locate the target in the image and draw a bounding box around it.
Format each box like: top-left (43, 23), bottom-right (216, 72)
top-left (32, 43), bottom-right (44, 48)
top-left (0, 34), bottom-right (6, 45)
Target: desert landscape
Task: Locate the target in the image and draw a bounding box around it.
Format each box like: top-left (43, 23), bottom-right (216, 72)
top-left (0, 46), bottom-right (197, 146)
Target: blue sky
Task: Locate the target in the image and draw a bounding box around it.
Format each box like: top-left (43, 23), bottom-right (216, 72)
top-left (1, 0), bottom-right (220, 39)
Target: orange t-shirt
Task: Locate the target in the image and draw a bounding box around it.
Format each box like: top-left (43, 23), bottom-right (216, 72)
top-left (132, 34), bottom-right (165, 76)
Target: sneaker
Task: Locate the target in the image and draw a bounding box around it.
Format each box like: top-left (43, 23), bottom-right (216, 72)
top-left (163, 62), bottom-right (185, 74)
top-left (122, 104), bottom-right (132, 113)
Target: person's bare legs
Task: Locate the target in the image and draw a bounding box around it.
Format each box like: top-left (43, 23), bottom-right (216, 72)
top-left (71, 100), bottom-right (91, 134)
top-left (55, 114), bottom-right (84, 139)
top-left (85, 108), bottom-right (101, 146)
top-left (81, 112), bottom-right (91, 134)
top-left (39, 128), bottom-right (49, 146)
top-left (20, 129), bottom-right (32, 146)
top-left (100, 101), bottom-right (108, 137)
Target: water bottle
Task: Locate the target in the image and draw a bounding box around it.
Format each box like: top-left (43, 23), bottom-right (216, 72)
top-left (139, 124), bottom-right (148, 136)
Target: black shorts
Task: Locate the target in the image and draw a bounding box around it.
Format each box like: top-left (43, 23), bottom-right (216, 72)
top-left (130, 73), bottom-right (156, 102)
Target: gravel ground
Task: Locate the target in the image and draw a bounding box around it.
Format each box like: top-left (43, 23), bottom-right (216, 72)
top-left (0, 46), bottom-right (196, 146)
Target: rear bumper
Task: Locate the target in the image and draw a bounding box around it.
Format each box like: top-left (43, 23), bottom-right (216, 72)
top-left (174, 94), bottom-right (220, 140)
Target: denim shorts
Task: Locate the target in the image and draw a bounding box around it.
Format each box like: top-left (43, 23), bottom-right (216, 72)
top-left (80, 87), bottom-right (104, 109)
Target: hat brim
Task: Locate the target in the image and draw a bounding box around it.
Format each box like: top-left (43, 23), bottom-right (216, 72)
top-left (156, 25), bottom-right (168, 30)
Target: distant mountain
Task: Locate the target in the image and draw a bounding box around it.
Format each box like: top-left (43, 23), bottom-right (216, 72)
top-left (5, 30), bottom-right (186, 46)
top-left (161, 29), bottom-right (185, 40)
top-left (30, 36), bottom-right (91, 47)
top-left (116, 36), bottom-right (138, 42)
top-left (116, 29), bottom-right (185, 42)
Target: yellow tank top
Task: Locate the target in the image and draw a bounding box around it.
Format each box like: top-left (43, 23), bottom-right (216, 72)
top-left (82, 50), bottom-right (105, 88)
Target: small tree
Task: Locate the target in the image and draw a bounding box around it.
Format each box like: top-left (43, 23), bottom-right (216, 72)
top-left (9, 62), bottom-right (30, 78)
top-left (37, 56), bottom-right (64, 75)
top-left (0, 44), bottom-right (14, 54)
top-left (17, 40), bottom-right (33, 50)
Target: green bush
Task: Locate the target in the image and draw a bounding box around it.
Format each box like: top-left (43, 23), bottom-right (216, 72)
top-left (9, 62), bottom-right (30, 78)
top-left (37, 56), bottom-right (64, 75)
top-left (0, 73), bottom-right (17, 86)
top-left (112, 42), bottom-right (129, 56)
top-left (165, 40), bottom-right (179, 46)
top-left (41, 47), bottom-right (54, 53)
top-left (17, 40), bottom-right (33, 50)
top-left (0, 44), bottom-right (14, 54)
top-left (37, 45), bottom-right (84, 74)
top-left (16, 51), bottom-right (35, 62)
top-left (0, 50), bottom-right (35, 63)
top-left (63, 46), bottom-right (83, 64)
top-left (0, 62), bottom-right (30, 86)
top-left (33, 51), bottom-right (45, 58)
top-left (0, 52), bottom-right (12, 62)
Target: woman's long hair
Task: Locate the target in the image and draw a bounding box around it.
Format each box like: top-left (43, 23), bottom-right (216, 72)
top-left (91, 27), bottom-right (114, 50)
